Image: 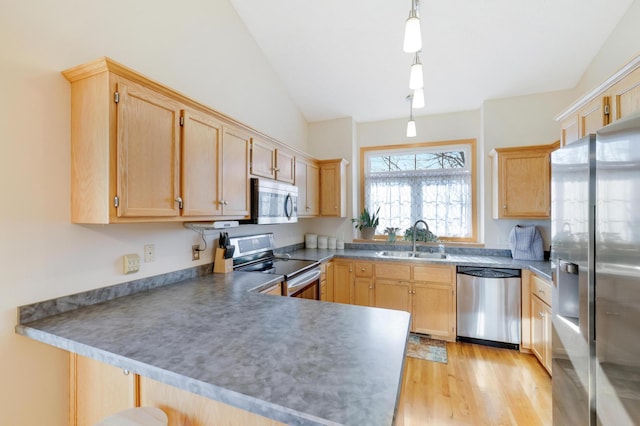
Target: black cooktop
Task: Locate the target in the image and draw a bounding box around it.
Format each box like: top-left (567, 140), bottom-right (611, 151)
top-left (238, 258), bottom-right (318, 280)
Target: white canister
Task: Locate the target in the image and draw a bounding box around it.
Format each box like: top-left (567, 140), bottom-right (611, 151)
top-left (317, 235), bottom-right (328, 249)
top-left (336, 239), bottom-right (345, 250)
top-left (305, 233), bottom-right (318, 249)
top-left (328, 237), bottom-right (337, 250)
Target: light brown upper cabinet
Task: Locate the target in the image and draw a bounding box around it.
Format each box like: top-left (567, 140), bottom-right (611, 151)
top-left (318, 159), bottom-right (349, 217)
top-left (220, 126), bottom-right (251, 217)
top-left (182, 112), bottom-right (250, 218)
top-left (559, 115), bottom-right (579, 147)
top-left (557, 55), bottom-right (640, 145)
top-left (115, 78), bottom-right (182, 218)
top-left (609, 66), bottom-right (640, 122)
top-left (294, 157), bottom-right (320, 217)
top-left (489, 142), bottom-right (559, 219)
top-left (181, 109), bottom-right (221, 217)
top-left (250, 138), bottom-right (295, 184)
top-left (62, 57), bottom-right (252, 224)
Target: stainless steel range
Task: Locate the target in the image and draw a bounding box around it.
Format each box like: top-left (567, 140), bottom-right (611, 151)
top-left (229, 233), bottom-right (321, 299)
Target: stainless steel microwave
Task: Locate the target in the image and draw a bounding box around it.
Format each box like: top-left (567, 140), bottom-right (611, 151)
top-left (243, 178), bottom-right (298, 224)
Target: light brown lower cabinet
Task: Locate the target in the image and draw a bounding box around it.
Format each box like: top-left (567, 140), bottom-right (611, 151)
top-left (372, 262), bottom-right (456, 342)
top-left (138, 376), bottom-right (284, 426)
top-left (260, 283), bottom-right (282, 296)
top-left (70, 354), bottom-right (284, 426)
top-left (70, 354), bottom-right (137, 426)
top-left (332, 260), bottom-right (353, 304)
top-left (320, 261), bottom-right (334, 302)
top-left (531, 294), bottom-right (552, 374)
top-left (524, 270), bottom-right (553, 375)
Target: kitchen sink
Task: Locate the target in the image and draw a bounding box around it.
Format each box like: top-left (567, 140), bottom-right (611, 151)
top-left (414, 252), bottom-right (450, 260)
top-left (377, 250), bottom-right (414, 258)
top-left (376, 251), bottom-right (450, 260)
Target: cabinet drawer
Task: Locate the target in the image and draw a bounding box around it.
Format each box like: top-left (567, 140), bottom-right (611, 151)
top-left (412, 264), bottom-right (454, 284)
top-left (374, 263), bottom-right (410, 280)
top-left (531, 274), bottom-right (552, 306)
top-left (355, 262), bottom-right (373, 277)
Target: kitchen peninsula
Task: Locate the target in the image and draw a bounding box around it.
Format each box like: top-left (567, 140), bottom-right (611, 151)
top-left (16, 268), bottom-right (410, 426)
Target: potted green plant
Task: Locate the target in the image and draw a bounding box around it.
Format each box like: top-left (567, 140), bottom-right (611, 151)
top-left (384, 227), bottom-right (400, 242)
top-left (403, 227), bottom-right (440, 242)
top-left (352, 207), bottom-right (380, 239)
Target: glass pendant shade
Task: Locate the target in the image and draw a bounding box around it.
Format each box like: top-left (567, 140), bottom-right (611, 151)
top-left (403, 13), bottom-right (422, 53)
top-left (412, 88), bottom-right (425, 109)
top-left (409, 54), bottom-right (423, 90)
top-left (406, 119), bottom-right (416, 137)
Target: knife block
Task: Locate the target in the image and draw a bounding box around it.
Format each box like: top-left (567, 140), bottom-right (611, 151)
top-left (213, 247), bottom-right (234, 274)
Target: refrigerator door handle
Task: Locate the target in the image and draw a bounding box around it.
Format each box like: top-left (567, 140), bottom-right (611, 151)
top-left (559, 260), bottom-right (579, 274)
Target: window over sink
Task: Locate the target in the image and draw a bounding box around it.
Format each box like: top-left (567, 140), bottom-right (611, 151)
top-left (361, 139), bottom-right (477, 242)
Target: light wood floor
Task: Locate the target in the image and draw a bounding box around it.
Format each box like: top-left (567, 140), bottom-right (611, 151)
top-left (400, 341), bottom-right (552, 426)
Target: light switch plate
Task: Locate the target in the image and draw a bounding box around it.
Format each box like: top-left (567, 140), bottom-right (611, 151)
top-left (123, 254), bottom-right (140, 274)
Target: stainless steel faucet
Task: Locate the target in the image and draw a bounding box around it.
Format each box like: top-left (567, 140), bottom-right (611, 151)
top-left (411, 219), bottom-right (430, 253)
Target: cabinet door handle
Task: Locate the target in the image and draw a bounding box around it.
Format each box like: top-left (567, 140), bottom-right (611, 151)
top-left (538, 311), bottom-right (545, 317)
top-left (220, 200), bottom-right (228, 206)
top-left (538, 289), bottom-right (545, 294)
top-left (503, 205), bottom-right (507, 209)
top-left (175, 197), bottom-right (183, 209)
top-left (123, 369), bottom-right (130, 376)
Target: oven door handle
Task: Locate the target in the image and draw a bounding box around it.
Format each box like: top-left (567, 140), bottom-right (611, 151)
top-left (286, 268), bottom-right (321, 291)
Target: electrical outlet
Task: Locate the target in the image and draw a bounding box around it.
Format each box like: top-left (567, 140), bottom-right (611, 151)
top-left (123, 254), bottom-right (140, 274)
top-left (144, 244), bottom-right (155, 262)
top-left (192, 245), bottom-right (200, 261)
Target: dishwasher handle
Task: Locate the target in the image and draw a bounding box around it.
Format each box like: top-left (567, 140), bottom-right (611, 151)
top-left (457, 266), bottom-right (521, 279)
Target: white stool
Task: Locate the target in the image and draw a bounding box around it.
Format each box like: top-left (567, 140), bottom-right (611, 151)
top-left (95, 407), bottom-right (168, 426)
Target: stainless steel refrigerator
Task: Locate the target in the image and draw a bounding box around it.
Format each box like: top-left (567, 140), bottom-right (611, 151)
top-left (551, 113), bottom-right (640, 425)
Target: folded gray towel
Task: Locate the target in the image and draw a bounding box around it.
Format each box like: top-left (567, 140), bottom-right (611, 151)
top-left (509, 225), bottom-right (544, 260)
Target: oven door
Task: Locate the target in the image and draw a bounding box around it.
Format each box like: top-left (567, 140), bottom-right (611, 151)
top-left (286, 268), bottom-right (321, 300)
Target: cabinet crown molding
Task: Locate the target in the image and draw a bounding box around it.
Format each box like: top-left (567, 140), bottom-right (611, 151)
top-left (62, 57), bottom-right (312, 160)
top-left (555, 53), bottom-right (640, 122)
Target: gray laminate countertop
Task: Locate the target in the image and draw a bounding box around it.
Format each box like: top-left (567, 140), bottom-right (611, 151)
top-left (16, 271), bottom-right (410, 426)
top-left (286, 248), bottom-right (553, 281)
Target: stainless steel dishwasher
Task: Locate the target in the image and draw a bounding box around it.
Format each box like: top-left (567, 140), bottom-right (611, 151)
top-left (456, 266), bottom-right (521, 349)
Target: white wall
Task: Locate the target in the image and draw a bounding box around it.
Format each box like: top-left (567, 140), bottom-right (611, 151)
top-left (0, 1), bottom-right (307, 424)
top-left (576, 0), bottom-right (640, 97)
top-left (318, 94), bottom-right (577, 250)
top-left (306, 118), bottom-right (356, 241)
top-left (481, 90), bottom-right (576, 249)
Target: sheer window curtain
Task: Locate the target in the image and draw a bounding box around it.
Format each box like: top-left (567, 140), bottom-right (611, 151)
top-left (364, 169), bottom-right (471, 238)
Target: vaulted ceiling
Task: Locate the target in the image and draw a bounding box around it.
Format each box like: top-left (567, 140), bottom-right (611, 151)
top-left (229, 0), bottom-right (633, 123)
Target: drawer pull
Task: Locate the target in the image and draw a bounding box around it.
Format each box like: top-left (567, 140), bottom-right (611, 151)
top-left (538, 311), bottom-right (545, 317)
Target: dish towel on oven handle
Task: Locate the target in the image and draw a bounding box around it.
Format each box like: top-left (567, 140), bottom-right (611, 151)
top-left (508, 224), bottom-right (544, 260)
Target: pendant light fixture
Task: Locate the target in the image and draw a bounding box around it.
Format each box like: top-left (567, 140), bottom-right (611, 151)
top-left (406, 95), bottom-right (416, 138)
top-left (412, 87), bottom-right (425, 109)
top-left (409, 52), bottom-right (424, 90)
top-left (402, 0), bottom-right (423, 137)
top-left (403, 0), bottom-right (422, 53)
